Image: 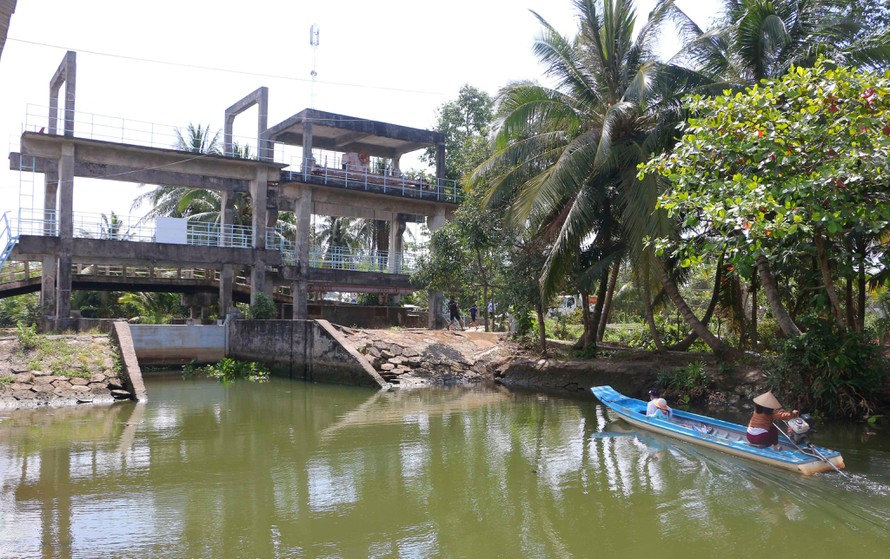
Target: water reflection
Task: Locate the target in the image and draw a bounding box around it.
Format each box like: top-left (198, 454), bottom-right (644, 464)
top-left (1, 378), bottom-right (889, 558)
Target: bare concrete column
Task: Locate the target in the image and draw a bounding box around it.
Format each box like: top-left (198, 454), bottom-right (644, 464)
top-left (40, 257), bottom-right (57, 318)
top-left (49, 51), bottom-right (76, 137)
top-left (250, 169), bottom-right (268, 250)
top-left (219, 190), bottom-right (235, 246)
top-left (427, 209), bottom-right (448, 329)
top-left (293, 184), bottom-right (312, 319)
top-left (219, 264), bottom-right (234, 317)
top-left (388, 215), bottom-right (406, 273)
top-left (302, 117), bottom-right (314, 180)
top-left (44, 167), bottom-right (58, 234)
top-left (249, 168), bottom-right (269, 305)
top-left (56, 143), bottom-right (75, 320)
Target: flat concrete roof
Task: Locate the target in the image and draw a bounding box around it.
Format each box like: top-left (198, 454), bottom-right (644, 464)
top-left (267, 108), bottom-right (444, 158)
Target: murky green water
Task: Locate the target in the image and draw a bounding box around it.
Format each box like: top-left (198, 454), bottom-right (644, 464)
top-left (1, 376), bottom-right (889, 559)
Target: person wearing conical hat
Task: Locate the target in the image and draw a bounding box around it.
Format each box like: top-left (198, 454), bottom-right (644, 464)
top-left (746, 391), bottom-right (799, 446)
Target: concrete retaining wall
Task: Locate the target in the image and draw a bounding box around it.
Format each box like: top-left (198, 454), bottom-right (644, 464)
top-left (110, 321), bottom-right (146, 401)
top-left (305, 304), bottom-right (426, 329)
top-left (228, 319), bottom-right (387, 389)
top-left (130, 324), bottom-right (225, 365)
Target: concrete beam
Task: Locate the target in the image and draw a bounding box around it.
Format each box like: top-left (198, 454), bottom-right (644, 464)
top-left (19, 133), bottom-right (284, 182)
top-left (10, 153), bottom-right (250, 192)
top-left (12, 236), bottom-right (282, 268)
top-left (278, 182), bottom-right (457, 220)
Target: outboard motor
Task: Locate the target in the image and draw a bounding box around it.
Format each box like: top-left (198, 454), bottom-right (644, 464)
top-left (787, 414), bottom-right (815, 445)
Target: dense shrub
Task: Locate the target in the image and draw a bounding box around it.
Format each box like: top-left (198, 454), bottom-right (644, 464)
top-left (657, 361), bottom-right (711, 404)
top-left (248, 292), bottom-right (276, 320)
top-left (765, 318), bottom-right (889, 419)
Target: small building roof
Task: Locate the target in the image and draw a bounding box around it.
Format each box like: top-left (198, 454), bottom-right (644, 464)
top-left (266, 108), bottom-right (444, 159)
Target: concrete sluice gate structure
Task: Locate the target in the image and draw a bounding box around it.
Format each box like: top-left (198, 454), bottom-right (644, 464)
top-left (2, 50), bottom-right (457, 330)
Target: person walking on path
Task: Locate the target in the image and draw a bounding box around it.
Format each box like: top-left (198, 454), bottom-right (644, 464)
top-left (446, 297), bottom-right (465, 331)
top-left (469, 303), bottom-right (479, 329)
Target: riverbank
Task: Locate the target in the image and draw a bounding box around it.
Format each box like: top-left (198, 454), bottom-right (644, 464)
top-left (0, 331), bottom-right (130, 409)
top-left (338, 326), bottom-right (767, 413)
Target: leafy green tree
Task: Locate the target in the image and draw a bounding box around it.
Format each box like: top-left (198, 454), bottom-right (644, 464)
top-left (640, 61), bottom-right (890, 336)
top-left (424, 85), bottom-right (494, 181)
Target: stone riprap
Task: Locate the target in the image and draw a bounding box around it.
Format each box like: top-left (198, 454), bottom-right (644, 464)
top-left (0, 334), bottom-right (129, 409)
top-left (337, 327), bottom-right (505, 388)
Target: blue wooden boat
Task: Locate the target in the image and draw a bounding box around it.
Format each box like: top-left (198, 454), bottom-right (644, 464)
top-left (591, 385), bottom-right (845, 475)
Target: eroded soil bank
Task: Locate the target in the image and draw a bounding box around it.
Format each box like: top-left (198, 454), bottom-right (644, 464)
top-left (337, 327), bottom-right (769, 412)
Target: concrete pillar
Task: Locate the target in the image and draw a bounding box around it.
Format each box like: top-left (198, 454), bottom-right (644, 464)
top-left (40, 256), bottom-right (57, 319)
top-left (219, 264), bottom-right (234, 317)
top-left (293, 184), bottom-right (312, 319)
top-left (249, 168), bottom-right (269, 305)
top-left (388, 216), bottom-right (406, 274)
top-left (302, 116), bottom-right (314, 180)
top-left (427, 209), bottom-right (449, 329)
top-left (44, 167), bottom-right (58, 234)
top-left (49, 51), bottom-right (76, 137)
top-left (250, 169), bottom-right (268, 250)
top-left (219, 190), bottom-right (235, 243)
top-left (56, 143), bottom-right (75, 320)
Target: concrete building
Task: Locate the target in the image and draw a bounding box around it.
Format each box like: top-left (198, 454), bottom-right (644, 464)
top-left (3, 50), bottom-right (457, 329)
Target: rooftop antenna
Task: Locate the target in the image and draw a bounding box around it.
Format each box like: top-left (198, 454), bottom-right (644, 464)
top-left (309, 24), bottom-right (320, 108)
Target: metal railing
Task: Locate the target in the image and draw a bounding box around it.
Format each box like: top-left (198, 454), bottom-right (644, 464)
top-left (6, 209), bottom-right (425, 275)
top-left (285, 156), bottom-right (462, 203)
top-left (24, 105), bottom-right (264, 158)
top-left (11, 209), bottom-right (254, 248)
top-left (20, 106), bottom-right (461, 203)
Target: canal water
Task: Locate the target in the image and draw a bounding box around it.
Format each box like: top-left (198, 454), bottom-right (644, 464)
top-left (1, 376), bottom-right (888, 559)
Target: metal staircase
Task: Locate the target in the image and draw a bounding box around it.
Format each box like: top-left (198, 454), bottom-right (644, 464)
top-left (0, 212), bottom-right (19, 273)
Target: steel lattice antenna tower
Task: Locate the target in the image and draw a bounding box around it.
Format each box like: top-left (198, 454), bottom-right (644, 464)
top-left (309, 24), bottom-right (320, 108)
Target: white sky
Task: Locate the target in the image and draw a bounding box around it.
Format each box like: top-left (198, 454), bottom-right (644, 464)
top-left (0, 0), bottom-right (721, 221)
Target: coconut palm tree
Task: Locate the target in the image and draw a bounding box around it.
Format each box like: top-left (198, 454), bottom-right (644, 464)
top-left (473, 0), bottom-right (727, 352)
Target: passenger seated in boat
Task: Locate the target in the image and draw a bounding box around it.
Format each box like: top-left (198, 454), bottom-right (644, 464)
top-left (746, 391), bottom-right (798, 447)
top-left (645, 388), bottom-right (660, 416)
top-left (648, 398), bottom-right (672, 420)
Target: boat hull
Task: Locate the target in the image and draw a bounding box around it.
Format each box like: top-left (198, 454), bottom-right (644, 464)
top-left (591, 385), bottom-right (844, 475)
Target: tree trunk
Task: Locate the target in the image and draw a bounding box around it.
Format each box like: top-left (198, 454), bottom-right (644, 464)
top-left (756, 254), bottom-right (801, 337)
top-left (476, 248), bottom-right (490, 332)
top-left (642, 260), bottom-right (664, 350)
top-left (597, 260), bottom-right (620, 342)
top-left (664, 253), bottom-right (723, 352)
top-left (657, 260), bottom-right (729, 354)
top-left (814, 232), bottom-right (844, 329)
top-left (574, 289), bottom-right (593, 349)
top-left (588, 268), bottom-right (610, 352)
top-left (750, 270), bottom-right (759, 348)
top-left (536, 302), bottom-right (548, 356)
top-left (857, 239), bottom-right (866, 332)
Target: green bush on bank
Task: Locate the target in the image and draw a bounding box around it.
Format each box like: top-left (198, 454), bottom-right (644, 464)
top-left (765, 317), bottom-right (889, 419)
top-left (657, 361), bottom-right (712, 405)
top-left (248, 292), bottom-right (276, 320)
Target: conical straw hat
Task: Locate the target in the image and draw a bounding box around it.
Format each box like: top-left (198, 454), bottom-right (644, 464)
top-left (753, 391), bottom-right (782, 409)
